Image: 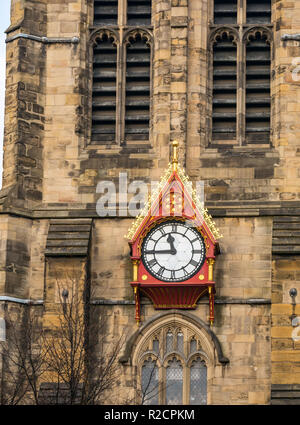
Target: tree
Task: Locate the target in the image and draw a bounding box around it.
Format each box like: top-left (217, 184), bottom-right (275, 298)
top-left (0, 305), bottom-right (46, 405)
top-left (0, 278), bottom-right (125, 405)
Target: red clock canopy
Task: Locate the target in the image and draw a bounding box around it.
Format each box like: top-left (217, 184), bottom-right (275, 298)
top-left (127, 142), bottom-right (221, 326)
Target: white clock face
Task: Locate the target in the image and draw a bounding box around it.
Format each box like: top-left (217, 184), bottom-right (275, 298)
top-left (142, 221), bottom-right (206, 282)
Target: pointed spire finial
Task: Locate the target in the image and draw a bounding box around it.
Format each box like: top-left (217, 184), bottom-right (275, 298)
top-left (172, 140), bottom-right (179, 172)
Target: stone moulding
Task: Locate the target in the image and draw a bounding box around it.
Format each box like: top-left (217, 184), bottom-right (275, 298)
top-left (0, 296), bottom-right (43, 305)
top-left (119, 310), bottom-right (230, 365)
top-left (5, 33), bottom-right (80, 44)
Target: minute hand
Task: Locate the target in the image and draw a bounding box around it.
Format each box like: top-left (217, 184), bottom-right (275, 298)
top-left (145, 250), bottom-right (176, 255)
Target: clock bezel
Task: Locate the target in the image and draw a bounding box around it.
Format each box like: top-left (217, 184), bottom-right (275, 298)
top-left (141, 219), bottom-right (206, 282)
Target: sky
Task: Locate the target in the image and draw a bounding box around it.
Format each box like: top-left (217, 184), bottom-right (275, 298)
top-left (0, 1), bottom-right (11, 188)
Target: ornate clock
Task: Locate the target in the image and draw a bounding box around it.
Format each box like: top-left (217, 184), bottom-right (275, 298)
top-left (142, 221), bottom-right (206, 282)
top-left (127, 141), bottom-right (221, 326)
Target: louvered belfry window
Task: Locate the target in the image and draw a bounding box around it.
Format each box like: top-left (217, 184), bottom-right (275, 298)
top-left (92, 1), bottom-right (152, 145)
top-left (212, 31), bottom-right (237, 141)
top-left (92, 33), bottom-right (117, 143)
top-left (94, 0), bottom-right (118, 25)
top-left (127, 0), bottom-right (152, 26)
top-left (125, 33), bottom-right (151, 141)
top-left (211, 0), bottom-right (272, 145)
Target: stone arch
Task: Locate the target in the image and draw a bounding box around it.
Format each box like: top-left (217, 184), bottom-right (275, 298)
top-left (119, 310), bottom-right (229, 366)
top-left (243, 26), bottom-right (273, 45)
top-left (209, 26), bottom-right (239, 47)
top-left (123, 27), bottom-right (153, 47)
top-left (90, 28), bottom-right (119, 47)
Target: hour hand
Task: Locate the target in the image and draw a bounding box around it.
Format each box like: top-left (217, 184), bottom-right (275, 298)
top-left (167, 234), bottom-right (177, 255)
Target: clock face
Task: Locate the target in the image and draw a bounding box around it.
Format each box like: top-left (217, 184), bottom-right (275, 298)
top-left (141, 221), bottom-right (206, 282)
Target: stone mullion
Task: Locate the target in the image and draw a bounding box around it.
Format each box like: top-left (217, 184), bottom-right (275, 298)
top-left (170, 2), bottom-right (188, 168)
top-left (236, 0), bottom-right (244, 145)
top-left (117, 1), bottom-right (125, 146)
top-left (237, 32), bottom-right (245, 145)
top-left (237, 0), bottom-right (245, 26)
top-left (114, 34), bottom-right (122, 146)
top-left (183, 364), bottom-right (189, 405)
top-left (120, 37), bottom-right (127, 145)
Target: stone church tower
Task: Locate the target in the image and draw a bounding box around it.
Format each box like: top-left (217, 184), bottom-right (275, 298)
top-left (0, 0), bottom-right (300, 405)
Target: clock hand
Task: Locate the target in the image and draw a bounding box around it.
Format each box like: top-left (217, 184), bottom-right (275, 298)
top-left (167, 234), bottom-right (177, 255)
top-left (145, 250), bottom-right (176, 255)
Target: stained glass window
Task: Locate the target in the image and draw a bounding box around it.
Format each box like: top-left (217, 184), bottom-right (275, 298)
top-left (139, 326), bottom-right (209, 405)
top-left (190, 338), bottom-right (197, 354)
top-left (166, 332), bottom-right (174, 353)
top-left (166, 358), bottom-right (183, 405)
top-left (189, 358), bottom-right (207, 405)
top-left (177, 332), bottom-right (184, 353)
top-left (141, 359), bottom-right (159, 405)
top-left (153, 339), bottom-right (159, 355)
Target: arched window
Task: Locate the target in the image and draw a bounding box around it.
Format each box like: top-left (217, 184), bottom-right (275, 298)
top-left (92, 1), bottom-right (152, 146)
top-left (210, 0), bottom-right (272, 146)
top-left (166, 358), bottom-right (183, 405)
top-left (92, 33), bottom-right (117, 143)
top-left (177, 332), bottom-right (184, 353)
top-left (214, 0), bottom-right (237, 24)
top-left (127, 0), bottom-right (152, 26)
top-left (166, 331), bottom-right (174, 353)
top-left (124, 32), bottom-right (151, 142)
top-left (212, 30), bottom-right (237, 142)
top-left (136, 322), bottom-right (213, 405)
top-left (190, 338), bottom-right (197, 354)
top-left (141, 358), bottom-right (159, 405)
top-left (245, 30), bottom-right (271, 143)
top-left (189, 358), bottom-right (207, 405)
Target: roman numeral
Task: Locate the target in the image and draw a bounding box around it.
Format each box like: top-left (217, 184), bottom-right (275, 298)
top-left (157, 267), bottom-right (165, 277)
top-left (172, 224), bottom-right (177, 233)
top-left (191, 237), bottom-right (199, 243)
top-left (148, 259), bottom-right (157, 267)
top-left (171, 270), bottom-right (176, 279)
top-left (159, 227), bottom-right (165, 235)
top-left (190, 259), bottom-right (198, 267)
top-left (182, 268), bottom-right (188, 277)
top-left (193, 250), bottom-right (203, 254)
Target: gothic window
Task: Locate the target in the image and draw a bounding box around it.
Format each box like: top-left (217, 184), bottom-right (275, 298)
top-left (94, 0), bottom-right (118, 25)
top-left (91, 1), bottom-right (152, 146)
top-left (214, 0), bottom-right (237, 24)
top-left (92, 33), bottom-right (117, 143)
top-left (177, 332), bottom-right (184, 353)
top-left (125, 32), bottom-right (151, 141)
top-left (166, 358), bottom-right (183, 405)
top-left (127, 0), bottom-right (152, 26)
top-left (189, 358), bottom-right (207, 405)
top-left (166, 331), bottom-right (174, 353)
top-left (210, 0), bottom-right (272, 146)
top-left (138, 327), bottom-right (209, 405)
top-left (141, 358), bottom-right (159, 405)
top-left (212, 30), bottom-right (237, 141)
top-left (190, 338), bottom-right (197, 354)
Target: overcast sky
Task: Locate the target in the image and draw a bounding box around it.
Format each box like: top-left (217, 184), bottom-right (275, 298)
top-left (0, 2), bottom-right (11, 188)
